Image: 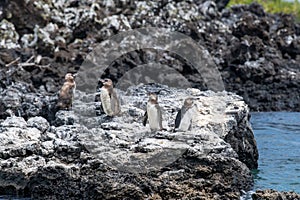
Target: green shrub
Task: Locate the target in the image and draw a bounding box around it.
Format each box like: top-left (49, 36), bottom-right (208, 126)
top-left (227, 0), bottom-right (300, 21)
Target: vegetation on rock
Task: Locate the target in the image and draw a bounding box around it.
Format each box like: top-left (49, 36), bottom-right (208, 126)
top-left (228, 0), bottom-right (300, 20)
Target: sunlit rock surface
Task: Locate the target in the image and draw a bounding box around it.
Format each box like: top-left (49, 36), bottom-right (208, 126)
top-left (0, 84), bottom-right (257, 199)
top-left (0, 0), bottom-right (299, 198)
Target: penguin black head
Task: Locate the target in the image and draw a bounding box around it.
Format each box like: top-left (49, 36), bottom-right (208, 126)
top-left (100, 78), bottom-right (113, 88)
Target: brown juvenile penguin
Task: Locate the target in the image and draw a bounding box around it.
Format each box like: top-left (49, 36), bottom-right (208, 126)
top-left (57, 73), bottom-right (76, 110)
top-left (143, 93), bottom-right (163, 132)
top-left (100, 78), bottom-right (121, 116)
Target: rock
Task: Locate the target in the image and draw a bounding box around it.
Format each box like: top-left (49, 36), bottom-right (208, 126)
top-left (0, 19), bottom-right (20, 49)
top-left (0, 82), bottom-right (59, 123)
top-left (27, 116), bottom-right (49, 132)
top-left (199, 1), bottom-right (219, 19)
top-left (0, 0), bottom-right (299, 112)
top-left (0, 125), bottom-right (41, 159)
top-left (0, 84), bottom-right (259, 199)
top-left (2, 0), bottom-right (48, 36)
top-left (224, 105), bottom-right (259, 169)
top-left (54, 110), bottom-right (78, 126)
top-left (214, 0), bottom-right (230, 11)
top-left (1, 116), bottom-right (27, 128)
top-left (0, 0), bottom-right (299, 197)
top-left (252, 189), bottom-right (300, 200)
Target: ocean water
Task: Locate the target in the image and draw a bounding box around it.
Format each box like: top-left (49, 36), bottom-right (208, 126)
top-left (251, 112), bottom-right (300, 193)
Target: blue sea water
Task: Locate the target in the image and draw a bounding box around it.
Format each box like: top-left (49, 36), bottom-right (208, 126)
top-left (251, 112), bottom-right (300, 193)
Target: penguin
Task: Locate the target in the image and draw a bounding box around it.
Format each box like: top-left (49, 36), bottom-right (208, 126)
top-left (99, 78), bottom-right (121, 116)
top-left (143, 93), bottom-right (163, 132)
top-left (174, 98), bottom-right (195, 132)
top-left (57, 73), bottom-right (76, 110)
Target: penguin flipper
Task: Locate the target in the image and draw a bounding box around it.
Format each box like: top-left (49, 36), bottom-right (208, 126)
top-left (174, 109), bottom-right (182, 129)
top-left (188, 121), bottom-right (192, 131)
top-left (95, 92), bottom-right (105, 115)
top-left (111, 89), bottom-right (121, 115)
top-left (142, 111), bottom-right (148, 126)
top-left (100, 103), bottom-right (105, 114)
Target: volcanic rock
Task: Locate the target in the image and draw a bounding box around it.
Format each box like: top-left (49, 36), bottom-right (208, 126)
top-left (0, 84), bottom-right (258, 199)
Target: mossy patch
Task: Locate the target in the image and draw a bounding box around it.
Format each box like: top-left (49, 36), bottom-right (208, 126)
top-left (228, 0), bottom-right (300, 21)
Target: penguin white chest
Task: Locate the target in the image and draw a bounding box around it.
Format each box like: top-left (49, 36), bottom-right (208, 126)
top-left (147, 104), bottom-right (161, 131)
top-left (100, 88), bottom-right (113, 116)
top-left (179, 107), bottom-right (195, 131)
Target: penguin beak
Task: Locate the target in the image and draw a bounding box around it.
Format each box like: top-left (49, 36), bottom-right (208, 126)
top-left (98, 79), bottom-right (107, 88)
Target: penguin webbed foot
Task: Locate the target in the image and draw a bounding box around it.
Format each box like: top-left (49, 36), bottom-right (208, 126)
top-left (103, 115), bottom-right (113, 121)
top-left (150, 128), bottom-right (167, 133)
top-left (56, 106), bottom-right (72, 111)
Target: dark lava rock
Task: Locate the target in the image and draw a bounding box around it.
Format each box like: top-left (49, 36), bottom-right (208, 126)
top-left (0, 82), bottom-right (58, 122)
top-left (0, 84), bottom-right (258, 199)
top-left (224, 109), bottom-right (258, 169)
top-left (0, 0), bottom-right (299, 197)
top-left (2, 0), bottom-right (48, 36)
top-left (252, 189), bottom-right (300, 200)
top-left (0, 1), bottom-right (299, 112)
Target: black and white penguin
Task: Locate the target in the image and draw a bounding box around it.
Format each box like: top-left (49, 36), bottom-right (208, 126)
top-left (174, 98), bottom-right (195, 132)
top-left (57, 73), bottom-right (76, 110)
top-left (99, 78), bottom-right (121, 116)
top-left (143, 93), bottom-right (163, 132)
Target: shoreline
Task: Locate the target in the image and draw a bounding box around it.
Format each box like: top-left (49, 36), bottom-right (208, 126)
top-left (0, 0), bottom-right (299, 199)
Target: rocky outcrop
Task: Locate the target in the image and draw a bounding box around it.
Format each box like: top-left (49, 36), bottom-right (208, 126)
top-left (0, 82), bottom-right (58, 122)
top-left (0, 0), bottom-right (298, 198)
top-left (252, 189), bottom-right (300, 200)
top-left (0, 84), bottom-right (257, 199)
top-left (224, 111), bottom-right (258, 169)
